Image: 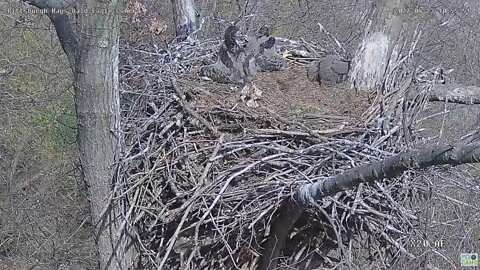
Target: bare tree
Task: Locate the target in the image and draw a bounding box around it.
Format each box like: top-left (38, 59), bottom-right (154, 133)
top-left (350, 0), bottom-right (411, 90)
top-left (20, 0), bottom-right (135, 269)
top-left (171, 0), bottom-right (197, 39)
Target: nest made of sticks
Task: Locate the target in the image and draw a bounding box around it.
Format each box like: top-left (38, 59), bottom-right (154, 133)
top-left (117, 34), bottom-right (433, 269)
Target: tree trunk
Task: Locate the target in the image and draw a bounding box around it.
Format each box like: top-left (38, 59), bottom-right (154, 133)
top-left (350, 0), bottom-right (411, 90)
top-left (75, 1), bottom-right (135, 269)
top-left (21, 0), bottom-right (136, 269)
top-left (171, 0), bottom-right (197, 39)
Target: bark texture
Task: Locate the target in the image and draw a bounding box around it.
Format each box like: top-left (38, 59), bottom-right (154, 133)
top-left (350, 0), bottom-right (411, 90)
top-left (21, 0), bottom-right (136, 269)
top-left (171, 0), bottom-right (197, 39)
top-left (75, 2), bottom-right (134, 269)
top-left (410, 83), bottom-right (480, 104)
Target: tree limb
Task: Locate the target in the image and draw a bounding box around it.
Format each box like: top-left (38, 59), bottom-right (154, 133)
top-left (22, 0), bottom-right (69, 9)
top-left (21, 0), bottom-right (78, 67)
top-left (412, 84), bottom-right (480, 104)
top-left (259, 141), bottom-right (480, 270)
top-left (294, 142), bottom-right (480, 204)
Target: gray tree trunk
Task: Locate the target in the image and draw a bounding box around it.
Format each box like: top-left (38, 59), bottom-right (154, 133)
top-left (21, 0), bottom-right (136, 269)
top-left (75, 2), bottom-right (135, 269)
top-left (171, 0), bottom-right (197, 39)
top-left (350, 0), bottom-right (411, 90)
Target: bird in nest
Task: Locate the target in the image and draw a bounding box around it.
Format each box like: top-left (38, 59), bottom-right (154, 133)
top-left (307, 54), bottom-right (351, 103)
top-left (200, 46), bottom-right (244, 84)
top-left (200, 25), bottom-right (288, 85)
top-left (200, 25), bottom-right (248, 85)
top-left (252, 26), bottom-right (287, 72)
top-left (224, 25), bottom-right (248, 58)
top-left (307, 54), bottom-right (351, 85)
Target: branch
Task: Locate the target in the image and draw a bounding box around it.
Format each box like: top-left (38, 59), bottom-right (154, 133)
top-left (22, 0), bottom-right (68, 9)
top-left (412, 84), bottom-right (480, 104)
top-left (259, 141), bottom-right (480, 270)
top-left (295, 142), bottom-right (480, 204)
top-left (21, 0), bottom-right (78, 68)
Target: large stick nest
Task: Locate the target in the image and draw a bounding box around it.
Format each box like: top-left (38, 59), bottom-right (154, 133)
top-left (117, 35), bottom-right (433, 269)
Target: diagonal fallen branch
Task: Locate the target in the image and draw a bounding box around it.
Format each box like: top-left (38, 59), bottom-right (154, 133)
top-left (259, 140), bottom-right (480, 270)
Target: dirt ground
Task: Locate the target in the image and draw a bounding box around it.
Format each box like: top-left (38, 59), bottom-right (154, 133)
top-left (181, 65), bottom-right (372, 131)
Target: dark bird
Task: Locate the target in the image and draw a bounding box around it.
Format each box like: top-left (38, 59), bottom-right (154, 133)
top-left (307, 55), bottom-right (350, 85)
top-left (241, 52), bottom-right (256, 85)
top-left (224, 25), bottom-right (246, 58)
top-left (253, 26), bottom-right (286, 72)
top-left (200, 25), bottom-right (248, 84)
top-left (258, 25), bottom-right (272, 38)
top-left (200, 46), bottom-right (244, 84)
top-left (256, 37), bottom-right (286, 71)
top-left (200, 25), bottom-right (286, 85)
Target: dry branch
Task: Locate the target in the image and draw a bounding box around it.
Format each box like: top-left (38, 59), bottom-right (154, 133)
top-left (296, 142), bottom-right (480, 204)
top-left (411, 84), bottom-right (480, 104)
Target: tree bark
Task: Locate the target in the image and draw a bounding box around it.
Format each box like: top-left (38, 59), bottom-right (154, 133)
top-left (21, 0), bottom-right (136, 269)
top-left (410, 83), bottom-right (480, 104)
top-left (259, 141), bottom-right (480, 270)
top-left (350, 0), bottom-right (411, 90)
top-left (171, 0), bottom-right (197, 39)
top-left (75, 1), bottom-right (135, 269)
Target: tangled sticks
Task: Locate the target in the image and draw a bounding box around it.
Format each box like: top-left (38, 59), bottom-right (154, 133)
top-left (118, 32), bottom-right (465, 269)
